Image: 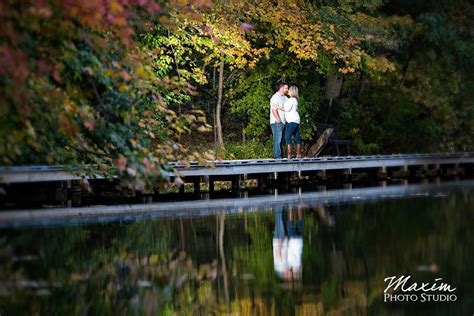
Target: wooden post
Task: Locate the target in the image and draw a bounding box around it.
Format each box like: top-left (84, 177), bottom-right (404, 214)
top-left (231, 176), bottom-right (239, 193)
top-left (66, 180), bottom-right (72, 207)
top-left (240, 174), bottom-right (246, 191)
top-left (421, 164), bottom-right (428, 177)
top-left (453, 163), bottom-right (460, 176)
top-left (209, 176), bottom-right (215, 194)
top-left (268, 172), bottom-right (278, 188)
top-left (401, 165), bottom-right (409, 178)
top-left (343, 168), bottom-right (352, 182)
top-left (317, 170), bottom-right (327, 181)
top-left (193, 178), bottom-right (201, 194)
top-left (260, 174), bottom-right (269, 193)
top-left (434, 164), bottom-right (441, 176)
top-left (143, 195), bottom-right (153, 203)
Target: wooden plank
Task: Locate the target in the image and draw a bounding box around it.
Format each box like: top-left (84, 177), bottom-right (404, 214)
top-left (308, 127), bottom-right (333, 157)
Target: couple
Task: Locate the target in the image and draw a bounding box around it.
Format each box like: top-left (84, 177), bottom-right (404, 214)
top-left (273, 204), bottom-right (303, 281)
top-left (270, 83), bottom-right (301, 159)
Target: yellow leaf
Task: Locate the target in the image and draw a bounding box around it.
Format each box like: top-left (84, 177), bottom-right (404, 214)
top-left (150, 254), bottom-right (159, 265)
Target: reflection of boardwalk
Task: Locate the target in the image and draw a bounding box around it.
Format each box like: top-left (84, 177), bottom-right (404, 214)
top-left (1, 179), bottom-right (473, 227)
top-left (1, 153), bottom-right (474, 183)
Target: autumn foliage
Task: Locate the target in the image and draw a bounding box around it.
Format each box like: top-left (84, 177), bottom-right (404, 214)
top-left (0, 0), bottom-right (212, 190)
top-left (1, 0), bottom-right (473, 188)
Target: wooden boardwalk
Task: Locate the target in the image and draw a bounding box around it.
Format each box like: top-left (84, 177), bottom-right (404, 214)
top-left (1, 152), bottom-right (473, 184)
top-left (0, 152), bottom-right (473, 208)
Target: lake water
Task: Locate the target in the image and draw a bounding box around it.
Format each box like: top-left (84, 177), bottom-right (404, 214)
top-left (0, 180), bottom-right (473, 315)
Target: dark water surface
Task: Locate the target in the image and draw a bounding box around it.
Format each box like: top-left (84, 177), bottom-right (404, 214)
top-left (0, 180), bottom-right (473, 315)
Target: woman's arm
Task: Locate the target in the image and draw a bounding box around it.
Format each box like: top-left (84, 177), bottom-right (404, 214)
top-left (284, 98), bottom-right (294, 112)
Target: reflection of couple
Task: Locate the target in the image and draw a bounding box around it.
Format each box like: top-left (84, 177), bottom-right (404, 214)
top-left (270, 83), bottom-right (301, 159)
top-left (273, 204), bottom-right (303, 280)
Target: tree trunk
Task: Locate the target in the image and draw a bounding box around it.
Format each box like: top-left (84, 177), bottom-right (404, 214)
top-left (216, 60), bottom-right (225, 147)
top-left (325, 74), bottom-right (343, 122)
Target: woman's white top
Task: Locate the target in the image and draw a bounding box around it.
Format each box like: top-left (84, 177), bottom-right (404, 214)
top-left (287, 237), bottom-right (303, 270)
top-left (284, 97), bottom-right (300, 124)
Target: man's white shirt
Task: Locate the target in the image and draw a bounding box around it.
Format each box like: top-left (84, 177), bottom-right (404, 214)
top-left (270, 92), bottom-right (288, 124)
top-left (273, 238), bottom-right (288, 277)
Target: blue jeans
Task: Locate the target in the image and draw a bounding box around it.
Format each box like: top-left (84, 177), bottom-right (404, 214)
top-left (288, 218), bottom-right (303, 237)
top-left (273, 206), bottom-right (286, 239)
top-left (271, 123), bottom-right (285, 159)
top-left (285, 122), bottom-right (301, 145)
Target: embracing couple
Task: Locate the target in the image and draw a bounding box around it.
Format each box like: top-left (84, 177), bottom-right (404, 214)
top-left (270, 83), bottom-right (301, 159)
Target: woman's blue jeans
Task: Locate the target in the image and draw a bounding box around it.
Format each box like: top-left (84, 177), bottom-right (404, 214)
top-left (285, 122), bottom-right (301, 145)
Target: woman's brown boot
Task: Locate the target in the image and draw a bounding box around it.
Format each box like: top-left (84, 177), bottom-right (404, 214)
top-left (287, 144), bottom-right (293, 159)
top-left (296, 144), bottom-right (301, 158)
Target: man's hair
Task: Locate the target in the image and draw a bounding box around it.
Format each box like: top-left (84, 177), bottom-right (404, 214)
top-left (278, 83), bottom-right (288, 90)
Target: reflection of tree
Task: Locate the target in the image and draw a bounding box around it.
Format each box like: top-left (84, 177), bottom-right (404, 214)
top-left (219, 213), bottom-right (230, 306)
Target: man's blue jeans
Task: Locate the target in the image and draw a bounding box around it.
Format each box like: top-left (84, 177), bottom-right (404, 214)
top-left (271, 122), bottom-right (285, 159)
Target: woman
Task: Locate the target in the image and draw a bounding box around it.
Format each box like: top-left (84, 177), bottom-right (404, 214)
top-left (283, 86), bottom-right (301, 159)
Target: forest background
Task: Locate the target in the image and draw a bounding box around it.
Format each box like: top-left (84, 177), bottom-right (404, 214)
top-left (1, 0), bottom-right (473, 189)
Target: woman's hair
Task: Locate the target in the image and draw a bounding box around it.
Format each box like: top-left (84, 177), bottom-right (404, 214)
top-left (289, 86), bottom-right (299, 98)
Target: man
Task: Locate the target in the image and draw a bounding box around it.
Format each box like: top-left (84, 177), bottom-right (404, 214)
top-left (270, 83), bottom-right (288, 159)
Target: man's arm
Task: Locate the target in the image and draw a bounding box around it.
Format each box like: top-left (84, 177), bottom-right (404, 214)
top-left (284, 99), bottom-right (293, 112)
top-left (272, 108), bottom-right (282, 123)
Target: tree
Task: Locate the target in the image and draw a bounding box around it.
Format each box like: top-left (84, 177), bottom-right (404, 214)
top-left (0, 0), bottom-right (212, 189)
top-left (224, 0), bottom-right (403, 144)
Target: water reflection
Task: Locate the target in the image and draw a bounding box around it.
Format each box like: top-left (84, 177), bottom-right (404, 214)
top-left (273, 204), bottom-right (304, 281)
top-left (0, 181), bottom-right (473, 315)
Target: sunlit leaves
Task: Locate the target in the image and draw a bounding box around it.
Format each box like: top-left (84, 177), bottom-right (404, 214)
top-left (0, 0), bottom-right (212, 190)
